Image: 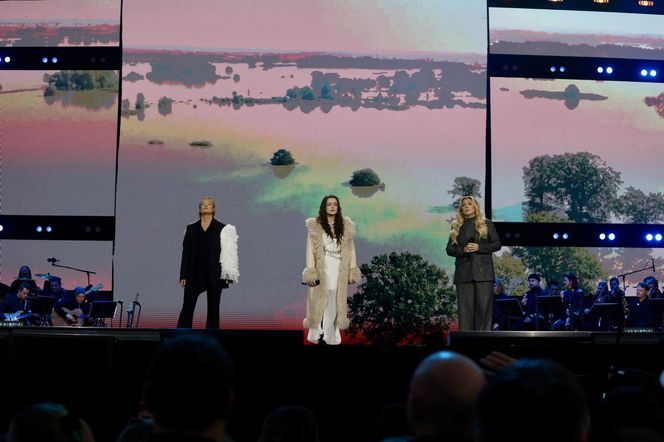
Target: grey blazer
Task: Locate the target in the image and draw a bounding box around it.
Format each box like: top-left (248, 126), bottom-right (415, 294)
top-left (446, 219), bottom-right (501, 284)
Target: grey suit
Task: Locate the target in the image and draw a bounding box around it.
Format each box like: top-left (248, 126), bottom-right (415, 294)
top-left (446, 219), bottom-right (501, 330)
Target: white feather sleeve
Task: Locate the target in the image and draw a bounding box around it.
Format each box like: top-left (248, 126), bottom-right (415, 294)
top-left (219, 224), bottom-right (239, 282)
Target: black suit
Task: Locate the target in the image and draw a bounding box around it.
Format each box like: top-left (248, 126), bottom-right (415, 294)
top-left (178, 218), bottom-right (229, 329)
top-left (446, 219), bottom-right (501, 330)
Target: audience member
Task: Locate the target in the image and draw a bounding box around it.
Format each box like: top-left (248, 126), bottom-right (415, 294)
top-left (259, 406), bottom-right (320, 442)
top-left (8, 402), bottom-right (95, 442)
top-left (143, 334), bottom-right (235, 442)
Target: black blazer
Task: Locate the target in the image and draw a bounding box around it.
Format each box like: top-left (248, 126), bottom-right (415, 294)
top-left (180, 218), bottom-right (229, 289)
top-left (446, 219), bottom-right (501, 284)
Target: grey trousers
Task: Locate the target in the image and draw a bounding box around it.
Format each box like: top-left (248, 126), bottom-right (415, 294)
top-left (456, 281), bottom-right (493, 331)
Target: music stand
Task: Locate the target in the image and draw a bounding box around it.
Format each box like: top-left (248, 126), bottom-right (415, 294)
top-left (89, 300), bottom-right (118, 327)
top-left (649, 298), bottom-right (664, 330)
top-left (495, 298), bottom-right (524, 330)
top-left (588, 302), bottom-right (621, 331)
top-left (536, 295), bottom-right (564, 331)
top-left (30, 296), bottom-right (59, 326)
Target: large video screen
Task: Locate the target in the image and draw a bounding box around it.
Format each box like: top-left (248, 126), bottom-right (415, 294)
top-left (115, 0), bottom-right (488, 331)
top-left (491, 77), bottom-right (664, 224)
top-left (490, 7), bottom-right (664, 60)
top-left (0, 0), bottom-right (120, 47)
top-left (0, 70), bottom-right (119, 216)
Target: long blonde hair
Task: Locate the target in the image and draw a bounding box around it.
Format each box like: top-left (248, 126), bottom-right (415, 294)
top-left (450, 196), bottom-right (488, 245)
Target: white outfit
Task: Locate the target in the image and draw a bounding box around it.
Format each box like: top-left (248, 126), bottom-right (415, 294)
top-left (307, 233), bottom-right (342, 345)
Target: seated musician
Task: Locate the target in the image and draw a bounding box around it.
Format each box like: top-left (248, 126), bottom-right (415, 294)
top-left (9, 265), bottom-right (39, 296)
top-left (42, 276), bottom-right (66, 298)
top-left (513, 273), bottom-right (546, 330)
top-left (585, 281), bottom-right (615, 331)
top-left (644, 276), bottom-right (662, 299)
top-left (0, 283), bottom-right (30, 320)
top-left (492, 278), bottom-right (512, 330)
top-left (628, 282), bottom-right (656, 329)
top-left (52, 286), bottom-right (90, 326)
top-left (552, 272), bottom-right (584, 331)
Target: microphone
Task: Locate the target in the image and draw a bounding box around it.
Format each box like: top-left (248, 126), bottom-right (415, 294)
top-left (47, 257), bottom-right (60, 264)
top-left (652, 258), bottom-right (656, 272)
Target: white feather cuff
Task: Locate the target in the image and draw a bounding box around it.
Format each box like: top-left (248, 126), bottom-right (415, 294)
top-left (219, 224), bottom-right (239, 282)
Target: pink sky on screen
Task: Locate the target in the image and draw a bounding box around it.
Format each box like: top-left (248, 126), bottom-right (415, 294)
top-left (0, 0), bottom-right (120, 22)
top-left (122, 0), bottom-right (487, 56)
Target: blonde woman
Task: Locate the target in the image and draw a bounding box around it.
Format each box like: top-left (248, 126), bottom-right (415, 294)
top-left (446, 196), bottom-right (501, 330)
top-left (302, 195), bottom-right (361, 344)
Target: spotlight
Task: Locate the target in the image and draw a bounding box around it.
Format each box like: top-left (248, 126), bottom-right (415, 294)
top-left (650, 69), bottom-right (657, 77)
top-left (608, 233), bottom-right (616, 241)
top-left (45, 226), bottom-right (52, 233)
top-left (550, 66), bottom-right (557, 73)
top-left (36, 226), bottom-right (43, 233)
top-left (3, 56), bottom-right (9, 63)
top-left (657, 234), bottom-right (663, 241)
top-left (641, 69), bottom-right (649, 76)
top-left (553, 233), bottom-right (560, 240)
top-left (638, 0), bottom-right (654, 6)
top-left (0, 225), bottom-right (3, 232)
top-left (562, 233), bottom-right (569, 240)
top-left (646, 233), bottom-right (654, 241)
top-left (599, 233), bottom-right (606, 240)
top-left (597, 67), bottom-right (604, 73)
top-left (51, 56), bottom-right (58, 63)
top-left (41, 57), bottom-right (48, 63)
top-left (559, 66), bottom-right (566, 73)
top-left (606, 67), bottom-right (613, 74)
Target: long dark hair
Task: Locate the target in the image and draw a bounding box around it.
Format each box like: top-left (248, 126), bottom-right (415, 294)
top-left (564, 272), bottom-right (579, 290)
top-left (317, 195), bottom-right (344, 243)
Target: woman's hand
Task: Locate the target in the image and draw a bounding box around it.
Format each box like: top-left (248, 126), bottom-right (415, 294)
top-left (464, 242), bottom-right (479, 253)
top-left (179, 279), bottom-right (186, 288)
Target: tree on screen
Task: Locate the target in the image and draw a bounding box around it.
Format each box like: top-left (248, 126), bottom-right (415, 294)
top-left (523, 152), bottom-right (622, 223)
top-left (448, 176), bottom-right (481, 208)
top-left (347, 252), bottom-right (455, 344)
top-left (270, 148), bottom-right (295, 166)
top-left (349, 169), bottom-right (381, 187)
top-left (511, 246), bottom-right (605, 294)
top-left (614, 186), bottom-right (664, 224)
top-left (493, 251), bottom-right (528, 296)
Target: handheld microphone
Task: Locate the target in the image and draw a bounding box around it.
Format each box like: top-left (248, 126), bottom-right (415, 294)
top-left (652, 258), bottom-right (656, 272)
top-left (47, 257), bottom-right (60, 264)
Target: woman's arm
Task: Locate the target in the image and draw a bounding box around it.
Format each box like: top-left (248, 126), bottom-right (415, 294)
top-left (478, 221), bottom-right (502, 254)
top-left (302, 234), bottom-right (319, 284)
top-left (446, 237), bottom-right (466, 258)
top-left (348, 238), bottom-right (361, 284)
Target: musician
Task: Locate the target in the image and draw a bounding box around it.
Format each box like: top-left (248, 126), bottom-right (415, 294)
top-left (585, 281), bottom-right (613, 331)
top-left (52, 286), bottom-right (90, 326)
top-left (177, 196), bottom-right (239, 329)
top-left (491, 278), bottom-right (511, 330)
top-left (9, 265), bottom-right (39, 295)
top-left (42, 276), bottom-right (66, 298)
top-left (644, 276), bottom-right (662, 299)
top-left (0, 283), bottom-right (30, 316)
top-left (628, 282), bottom-right (657, 328)
top-left (547, 280), bottom-right (559, 296)
top-left (552, 273), bottom-right (584, 331)
top-left (514, 274), bottom-right (546, 330)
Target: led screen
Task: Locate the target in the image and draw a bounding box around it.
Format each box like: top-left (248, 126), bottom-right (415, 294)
top-left (491, 77), bottom-right (664, 224)
top-left (115, 0), bottom-right (488, 331)
top-left (0, 0), bottom-right (120, 47)
top-left (0, 70), bottom-right (119, 216)
top-left (490, 8), bottom-right (664, 60)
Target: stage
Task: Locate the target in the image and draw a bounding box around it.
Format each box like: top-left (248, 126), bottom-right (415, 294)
top-left (1, 328), bottom-right (663, 441)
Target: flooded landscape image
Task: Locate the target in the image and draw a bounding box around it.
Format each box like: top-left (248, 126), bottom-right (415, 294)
top-left (115, 0), bottom-right (488, 328)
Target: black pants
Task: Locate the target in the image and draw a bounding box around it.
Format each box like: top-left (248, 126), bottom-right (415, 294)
top-left (176, 284), bottom-right (222, 329)
top-left (456, 281), bottom-right (493, 331)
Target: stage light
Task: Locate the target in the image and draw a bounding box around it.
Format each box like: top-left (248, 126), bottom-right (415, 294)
top-left (3, 56), bottom-right (10, 63)
top-left (641, 69), bottom-right (649, 76)
top-left (599, 233), bottom-right (606, 240)
top-left (0, 225), bottom-right (3, 232)
top-left (562, 233), bottom-right (569, 240)
top-left (656, 234), bottom-right (663, 241)
top-left (608, 233), bottom-right (616, 241)
top-left (650, 69), bottom-right (657, 77)
top-left (553, 233), bottom-right (560, 240)
top-left (51, 56), bottom-right (58, 63)
top-left (559, 66), bottom-right (566, 72)
top-left (638, 0), bottom-right (654, 6)
top-left (41, 57), bottom-right (48, 63)
top-left (646, 233), bottom-right (654, 241)
top-left (606, 67), bottom-right (613, 74)
top-left (45, 226), bottom-right (52, 233)
top-left (597, 66), bottom-right (604, 73)
top-left (36, 226), bottom-right (43, 233)
top-left (548, 0), bottom-right (564, 3)
top-left (550, 66), bottom-right (557, 72)
top-left (593, 0), bottom-right (609, 3)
